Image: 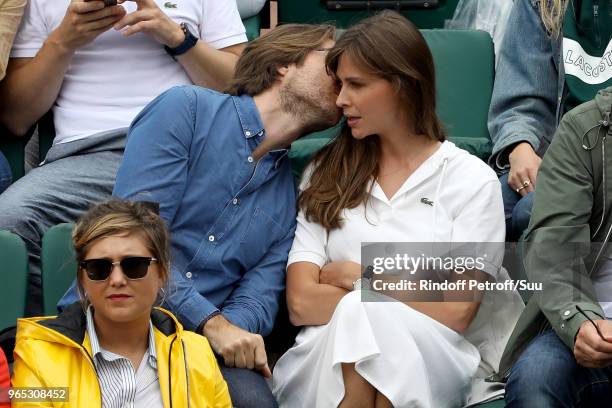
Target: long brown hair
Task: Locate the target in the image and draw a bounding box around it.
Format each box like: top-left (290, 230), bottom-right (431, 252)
top-left (226, 23), bottom-right (336, 96)
top-left (299, 10), bottom-right (445, 230)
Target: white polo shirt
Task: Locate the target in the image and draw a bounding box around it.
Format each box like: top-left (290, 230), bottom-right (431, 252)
top-left (11, 0), bottom-right (247, 145)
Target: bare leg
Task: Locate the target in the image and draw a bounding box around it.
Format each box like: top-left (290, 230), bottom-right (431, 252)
top-left (375, 391), bottom-right (393, 408)
top-left (338, 363), bottom-right (376, 408)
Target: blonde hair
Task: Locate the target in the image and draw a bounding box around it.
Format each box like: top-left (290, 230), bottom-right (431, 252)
top-left (73, 199), bottom-right (170, 308)
top-left (540, 0), bottom-right (569, 37)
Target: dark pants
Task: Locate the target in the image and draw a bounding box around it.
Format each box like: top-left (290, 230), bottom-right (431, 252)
top-left (505, 330), bottom-right (612, 407)
top-left (500, 173), bottom-right (534, 241)
top-left (218, 362), bottom-right (278, 408)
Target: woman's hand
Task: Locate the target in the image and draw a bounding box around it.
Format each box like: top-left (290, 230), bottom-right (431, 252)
top-left (319, 261), bottom-right (362, 291)
top-left (114, 0), bottom-right (185, 47)
top-left (508, 142), bottom-right (541, 196)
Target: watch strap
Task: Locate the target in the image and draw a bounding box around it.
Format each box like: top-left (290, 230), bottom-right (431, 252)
top-left (165, 22), bottom-right (198, 57)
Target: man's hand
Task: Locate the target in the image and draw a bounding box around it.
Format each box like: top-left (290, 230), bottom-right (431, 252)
top-left (114, 0), bottom-right (185, 48)
top-left (203, 315), bottom-right (271, 378)
top-left (48, 0), bottom-right (126, 53)
top-left (319, 261), bottom-right (361, 291)
top-left (574, 319), bottom-right (612, 368)
top-left (508, 142), bottom-right (542, 197)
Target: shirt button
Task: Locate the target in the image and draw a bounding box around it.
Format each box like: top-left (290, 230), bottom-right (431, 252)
top-left (564, 310), bottom-right (571, 316)
top-left (232, 198), bottom-right (238, 205)
top-left (247, 156), bottom-right (254, 163)
top-left (185, 271), bottom-right (192, 279)
top-left (209, 235), bottom-right (215, 242)
top-left (245, 131), bottom-right (251, 137)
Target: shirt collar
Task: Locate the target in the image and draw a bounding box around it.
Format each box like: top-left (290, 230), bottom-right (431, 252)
top-left (232, 94), bottom-right (265, 139)
top-left (86, 306), bottom-right (158, 368)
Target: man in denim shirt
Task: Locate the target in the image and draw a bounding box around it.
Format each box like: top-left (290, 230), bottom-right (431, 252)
top-left (112, 25), bottom-right (339, 407)
top-left (488, 0), bottom-right (611, 241)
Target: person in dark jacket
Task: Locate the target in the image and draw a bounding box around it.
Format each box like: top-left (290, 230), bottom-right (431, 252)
top-left (498, 86), bottom-right (612, 407)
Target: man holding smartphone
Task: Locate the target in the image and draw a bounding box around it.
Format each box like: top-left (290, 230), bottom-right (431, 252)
top-left (0, 0), bottom-right (247, 314)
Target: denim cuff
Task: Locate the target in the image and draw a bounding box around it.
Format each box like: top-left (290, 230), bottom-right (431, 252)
top-left (196, 310), bottom-right (221, 334)
top-left (489, 132), bottom-right (542, 170)
top-left (175, 294), bottom-right (220, 331)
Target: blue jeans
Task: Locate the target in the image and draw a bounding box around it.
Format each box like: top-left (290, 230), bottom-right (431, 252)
top-left (0, 151), bottom-right (11, 194)
top-left (500, 173), bottom-right (534, 241)
top-left (505, 330), bottom-right (612, 407)
top-left (219, 363), bottom-right (278, 408)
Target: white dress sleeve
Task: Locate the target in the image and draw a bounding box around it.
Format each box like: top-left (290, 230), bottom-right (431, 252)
top-left (287, 164), bottom-right (328, 268)
top-left (450, 178), bottom-right (505, 277)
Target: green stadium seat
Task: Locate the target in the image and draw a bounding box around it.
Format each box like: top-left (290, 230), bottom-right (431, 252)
top-left (0, 230), bottom-right (28, 330)
top-left (0, 124), bottom-right (33, 183)
top-left (278, 0), bottom-right (460, 29)
top-left (41, 223), bottom-right (76, 316)
top-left (290, 29), bottom-right (494, 178)
top-left (243, 14), bottom-right (261, 41)
top-left (0, 135), bottom-right (26, 183)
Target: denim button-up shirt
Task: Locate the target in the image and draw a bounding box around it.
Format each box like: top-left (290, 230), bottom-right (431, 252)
top-left (487, 0), bottom-right (564, 170)
top-left (113, 86), bottom-right (297, 335)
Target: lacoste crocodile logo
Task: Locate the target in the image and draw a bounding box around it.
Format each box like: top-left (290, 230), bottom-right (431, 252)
top-left (420, 197), bottom-right (434, 206)
top-left (164, 2), bottom-right (177, 8)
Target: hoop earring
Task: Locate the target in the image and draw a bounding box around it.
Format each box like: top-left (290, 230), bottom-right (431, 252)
top-left (157, 287), bottom-right (167, 307)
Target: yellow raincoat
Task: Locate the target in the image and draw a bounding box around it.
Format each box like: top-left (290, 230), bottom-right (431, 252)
top-left (11, 304), bottom-right (231, 408)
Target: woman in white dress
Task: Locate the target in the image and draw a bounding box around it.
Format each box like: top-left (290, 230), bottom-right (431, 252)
top-left (271, 11), bottom-right (523, 408)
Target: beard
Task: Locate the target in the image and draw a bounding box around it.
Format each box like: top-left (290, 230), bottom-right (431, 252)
top-left (279, 80), bottom-right (341, 135)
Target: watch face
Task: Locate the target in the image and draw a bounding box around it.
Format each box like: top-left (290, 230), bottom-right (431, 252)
top-left (103, 0), bottom-right (117, 6)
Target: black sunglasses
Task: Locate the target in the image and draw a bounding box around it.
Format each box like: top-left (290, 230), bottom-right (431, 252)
top-left (80, 256), bottom-right (158, 281)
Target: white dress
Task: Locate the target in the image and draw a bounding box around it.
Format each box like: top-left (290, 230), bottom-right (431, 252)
top-left (272, 142), bottom-right (523, 407)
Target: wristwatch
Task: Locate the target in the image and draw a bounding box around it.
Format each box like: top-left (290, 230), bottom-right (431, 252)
top-left (353, 264), bottom-right (375, 291)
top-left (165, 22), bottom-right (199, 58)
top-left (353, 277), bottom-right (371, 291)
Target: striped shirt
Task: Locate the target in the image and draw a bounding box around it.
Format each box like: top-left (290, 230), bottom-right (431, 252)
top-left (86, 307), bottom-right (163, 408)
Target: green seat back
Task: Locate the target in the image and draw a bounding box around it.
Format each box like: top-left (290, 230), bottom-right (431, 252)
top-left (278, 0), bottom-right (460, 29)
top-left (243, 14), bottom-right (261, 41)
top-left (0, 136), bottom-right (26, 182)
top-left (290, 29), bottom-right (494, 178)
top-left (0, 230), bottom-right (28, 329)
top-left (41, 223), bottom-right (76, 316)
top-left (423, 29), bottom-right (494, 158)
